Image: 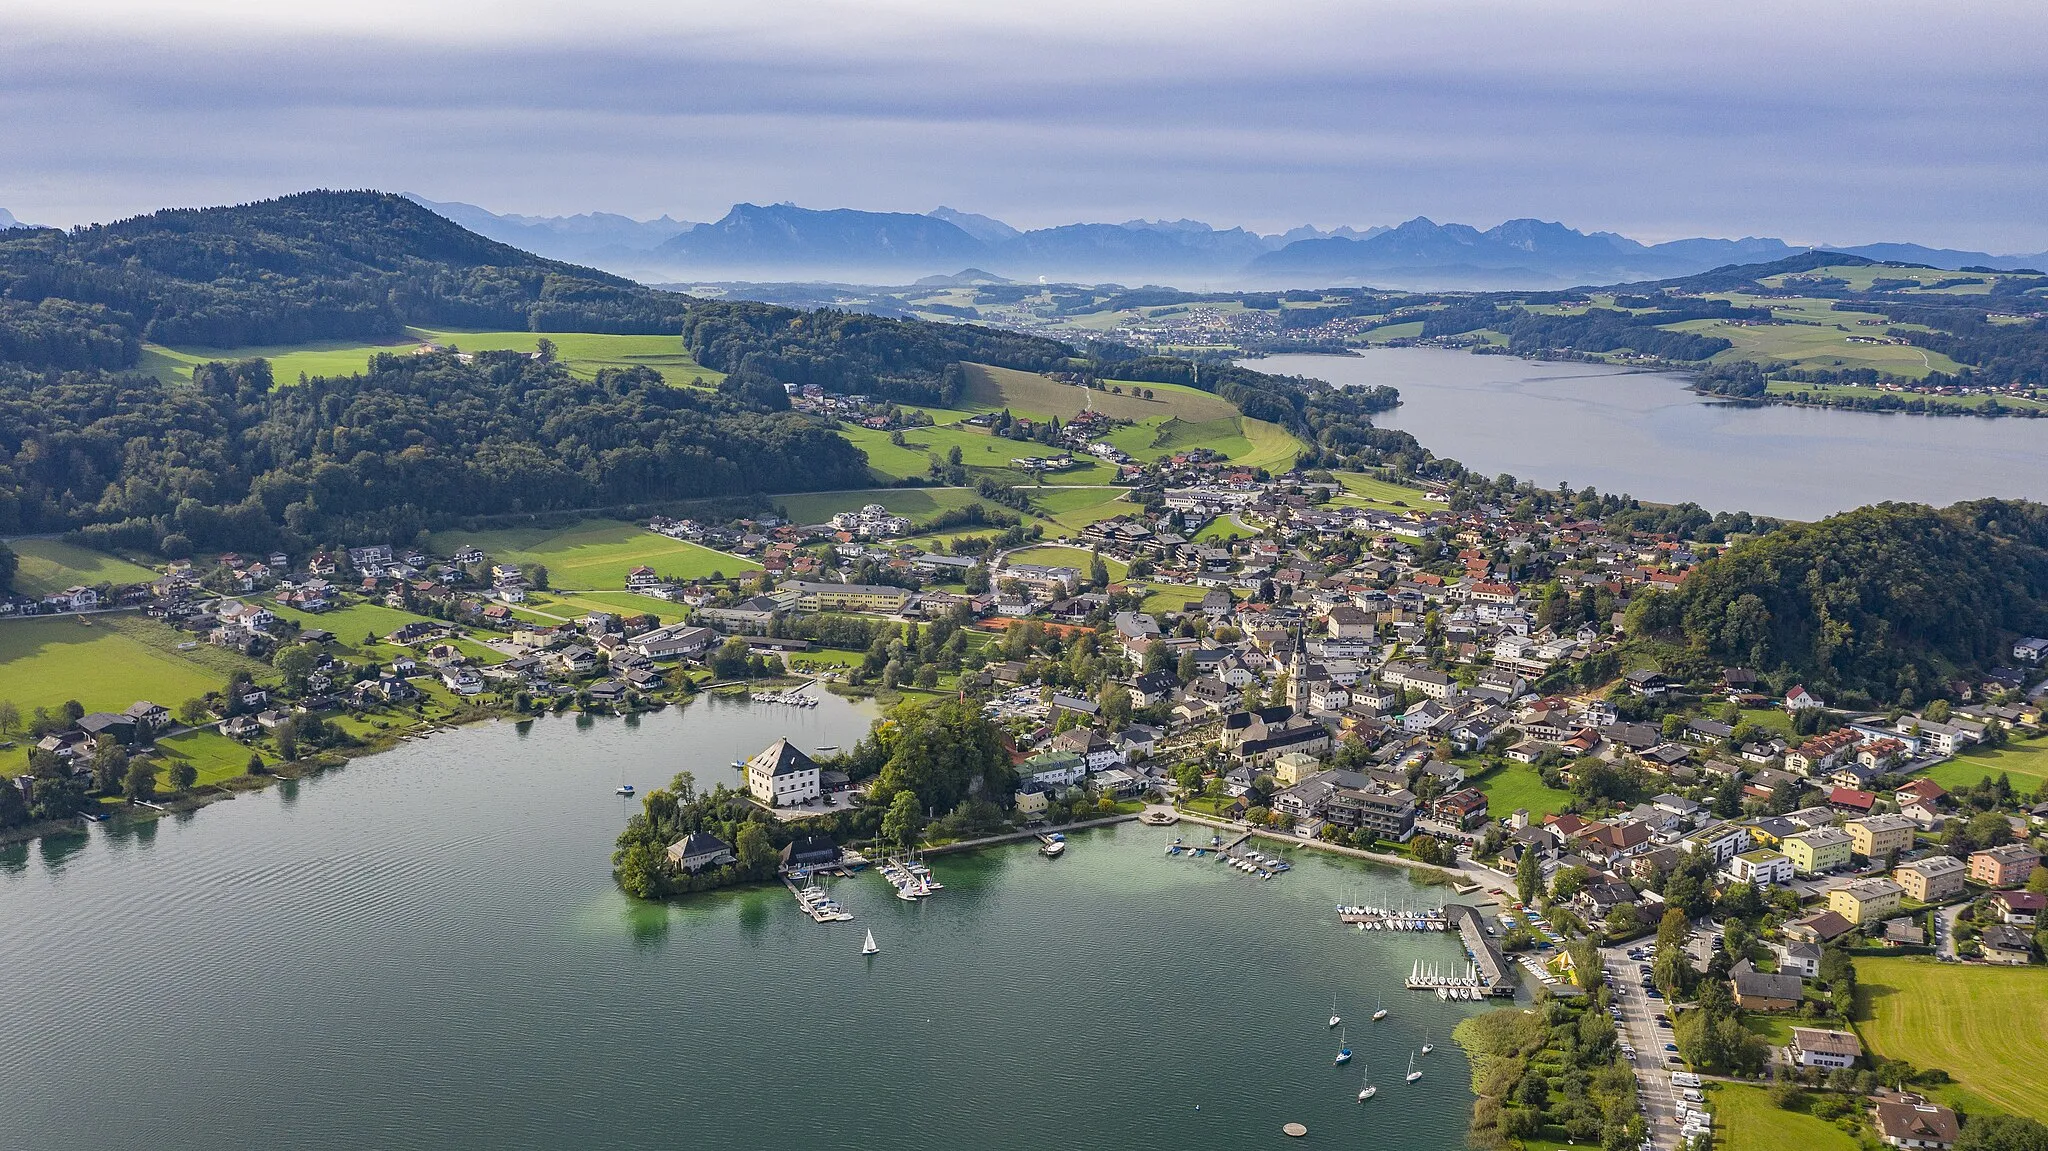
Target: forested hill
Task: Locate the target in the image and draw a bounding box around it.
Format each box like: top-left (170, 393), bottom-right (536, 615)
top-left (1640, 499), bottom-right (2048, 705)
top-left (0, 190), bottom-right (697, 363)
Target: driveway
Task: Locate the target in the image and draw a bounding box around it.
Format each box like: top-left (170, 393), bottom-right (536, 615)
top-left (1933, 902), bottom-right (1964, 959)
top-left (1600, 941), bottom-right (1682, 1151)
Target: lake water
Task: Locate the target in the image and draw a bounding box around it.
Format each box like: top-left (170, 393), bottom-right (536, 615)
top-left (1257, 348), bottom-right (2048, 520)
top-left (0, 693), bottom-right (1492, 1150)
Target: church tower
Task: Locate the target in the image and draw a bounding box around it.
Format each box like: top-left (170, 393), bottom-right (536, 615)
top-left (1287, 625), bottom-right (1310, 714)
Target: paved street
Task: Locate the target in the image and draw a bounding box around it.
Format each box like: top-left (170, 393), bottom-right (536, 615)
top-left (1600, 941), bottom-right (1681, 1151)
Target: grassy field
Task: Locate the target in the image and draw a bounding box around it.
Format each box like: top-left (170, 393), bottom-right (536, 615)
top-left (839, 422), bottom-right (1122, 485)
top-left (6, 539), bottom-right (160, 597)
top-left (772, 487), bottom-right (987, 526)
top-left (426, 520), bottom-right (757, 590)
top-left (136, 327), bottom-right (722, 388)
top-left (148, 727), bottom-right (267, 789)
top-left (1468, 762), bottom-right (1574, 820)
top-left (0, 615), bottom-right (268, 770)
top-left (1921, 739), bottom-right (2048, 793)
top-left (1708, 1083), bottom-right (1858, 1151)
top-left (1764, 379), bottom-right (2048, 413)
top-left (1855, 956), bottom-right (2048, 1121)
top-left (1002, 545), bottom-right (1128, 581)
top-left (961, 364), bottom-right (1239, 423)
top-left (1331, 471), bottom-right (1432, 512)
top-left (518, 590), bottom-right (687, 625)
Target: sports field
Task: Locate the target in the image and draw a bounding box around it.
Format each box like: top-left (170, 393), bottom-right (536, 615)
top-left (425, 520), bottom-right (757, 590)
top-left (6, 539), bottom-right (160, 597)
top-left (1707, 1083), bottom-right (1857, 1151)
top-left (1855, 956), bottom-right (2048, 1121)
top-left (136, 327), bottom-right (722, 388)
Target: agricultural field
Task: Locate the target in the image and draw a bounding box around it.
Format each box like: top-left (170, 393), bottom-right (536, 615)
top-left (426, 520), bottom-right (757, 590)
top-left (772, 487), bottom-right (988, 527)
top-left (0, 614), bottom-right (269, 771)
top-left (1468, 762), bottom-right (1573, 820)
top-left (1002, 545), bottom-right (1128, 581)
top-left (1855, 956), bottom-right (2048, 1122)
top-left (135, 327), bottom-right (722, 388)
top-left (517, 591), bottom-right (687, 625)
top-left (1707, 1083), bottom-right (1858, 1151)
top-left (1763, 379), bottom-right (2048, 413)
top-left (1920, 739), bottom-right (2048, 794)
top-left (6, 539), bottom-right (160, 597)
top-left (839, 422), bottom-right (1120, 485)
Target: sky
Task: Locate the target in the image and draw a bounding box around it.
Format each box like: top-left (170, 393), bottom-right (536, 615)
top-left (3, 0), bottom-right (2045, 252)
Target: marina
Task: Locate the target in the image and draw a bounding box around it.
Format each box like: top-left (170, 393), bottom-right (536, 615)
top-left (1337, 903), bottom-right (1451, 931)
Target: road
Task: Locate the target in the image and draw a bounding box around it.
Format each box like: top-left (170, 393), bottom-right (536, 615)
top-left (1600, 941), bottom-right (1681, 1151)
top-left (1934, 902), bottom-right (1964, 959)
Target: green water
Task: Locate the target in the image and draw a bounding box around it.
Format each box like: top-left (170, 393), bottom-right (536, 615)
top-left (0, 694), bottom-right (1496, 1149)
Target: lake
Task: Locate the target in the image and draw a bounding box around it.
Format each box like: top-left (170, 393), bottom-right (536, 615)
top-left (1257, 348), bottom-right (2048, 520)
top-left (0, 693), bottom-right (1492, 1150)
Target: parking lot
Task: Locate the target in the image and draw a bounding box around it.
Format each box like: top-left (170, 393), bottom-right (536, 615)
top-left (1600, 940), bottom-right (1683, 1151)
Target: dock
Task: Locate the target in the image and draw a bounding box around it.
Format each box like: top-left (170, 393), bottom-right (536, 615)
top-left (1445, 903), bottom-right (1516, 995)
top-left (1338, 903), bottom-right (1451, 931)
top-left (784, 877), bottom-right (854, 923)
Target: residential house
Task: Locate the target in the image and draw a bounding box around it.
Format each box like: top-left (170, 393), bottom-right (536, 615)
top-left (1830, 877), bottom-right (1905, 924)
top-left (1892, 856), bottom-right (1967, 903)
top-left (1871, 1095), bottom-right (1959, 1151)
top-left (1979, 924), bottom-right (2036, 965)
top-left (1992, 890), bottom-right (2044, 926)
top-left (1789, 1027), bottom-right (1861, 1070)
top-left (1784, 827), bottom-right (1853, 876)
top-left (1775, 940), bottom-right (1823, 979)
top-left (1726, 849), bottom-right (1793, 887)
top-left (1729, 961), bottom-right (1804, 1011)
top-left (1846, 814), bottom-right (1917, 861)
top-left (666, 832), bottom-right (736, 873)
top-left (1969, 843), bottom-right (2041, 888)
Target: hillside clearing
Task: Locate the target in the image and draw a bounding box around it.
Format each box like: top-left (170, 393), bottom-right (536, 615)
top-left (6, 539), bottom-right (160, 597)
top-left (425, 520), bottom-right (757, 589)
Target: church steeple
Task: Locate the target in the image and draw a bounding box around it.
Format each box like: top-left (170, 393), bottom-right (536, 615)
top-left (1287, 624), bottom-right (1310, 714)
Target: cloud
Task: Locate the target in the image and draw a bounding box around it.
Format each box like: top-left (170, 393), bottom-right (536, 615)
top-left (1, 0), bottom-right (2043, 251)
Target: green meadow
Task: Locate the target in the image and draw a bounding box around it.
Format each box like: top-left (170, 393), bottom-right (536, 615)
top-left (136, 326), bottom-right (722, 387)
top-left (426, 519), bottom-right (757, 590)
top-left (5, 539), bottom-right (160, 597)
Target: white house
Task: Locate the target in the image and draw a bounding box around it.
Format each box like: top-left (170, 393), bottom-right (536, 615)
top-left (747, 738), bottom-right (822, 807)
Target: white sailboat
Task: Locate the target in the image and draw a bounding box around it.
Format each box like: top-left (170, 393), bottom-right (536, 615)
top-left (1328, 995), bottom-right (1341, 1029)
top-left (1334, 1026), bottom-right (1352, 1066)
top-left (1371, 993), bottom-right (1388, 1022)
top-left (1405, 1052), bottom-right (1422, 1083)
top-left (1421, 1029), bottom-right (1433, 1056)
top-left (1357, 1065), bottom-right (1377, 1101)
top-left (862, 929), bottom-right (878, 956)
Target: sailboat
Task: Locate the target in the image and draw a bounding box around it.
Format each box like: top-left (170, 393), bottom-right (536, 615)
top-left (615, 782), bottom-right (635, 796)
top-left (1405, 1052), bottom-right (1422, 1083)
top-left (1334, 1026), bottom-right (1352, 1066)
top-left (1328, 995), bottom-right (1342, 1029)
top-left (1357, 1065), bottom-right (1377, 1101)
top-left (1421, 1029), bottom-right (1434, 1056)
top-left (862, 929), bottom-right (878, 956)
top-left (1371, 994), bottom-right (1388, 1022)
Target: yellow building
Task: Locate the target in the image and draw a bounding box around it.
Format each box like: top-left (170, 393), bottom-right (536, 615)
top-left (1829, 877), bottom-right (1904, 924)
top-left (1783, 828), bottom-right (1853, 876)
top-left (1273, 752), bottom-right (1322, 787)
top-left (1892, 855), bottom-right (1967, 903)
top-left (1846, 814), bottom-right (1916, 860)
top-left (785, 580), bottom-right (911, 613)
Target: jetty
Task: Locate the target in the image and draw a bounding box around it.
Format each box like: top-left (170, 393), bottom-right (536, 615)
top-left (1337, 903), bottom-right (1451, 931)
top-left (878, 855), bottom-right (941, 900)
top-left (1446, 903), bottom-right (1516, 996)
top-left (784, 877), bottom-right (854, 923)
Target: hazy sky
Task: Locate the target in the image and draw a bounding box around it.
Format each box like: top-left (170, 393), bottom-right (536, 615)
top-left (4, 0), bottom-right (2045, 251)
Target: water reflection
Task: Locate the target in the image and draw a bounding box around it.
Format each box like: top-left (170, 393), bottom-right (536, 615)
top-left (35, 828), bottom-right (87, 870)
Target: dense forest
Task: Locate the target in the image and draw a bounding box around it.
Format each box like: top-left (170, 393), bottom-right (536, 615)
top-left (1418, 299), bottom-right (1761, 362)
top-left (0, 352), bottom-right (868, 548)
top-left (0, 191), bottom-right (695, 359)
top-left (1635, 499), bottom-right (2048, 704)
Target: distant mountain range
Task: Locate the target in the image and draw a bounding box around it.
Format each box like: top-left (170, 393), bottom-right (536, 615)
top-left (0, 209), bottom-right (30, 230)
top-left (403, 195), bottom-right (2048, 289)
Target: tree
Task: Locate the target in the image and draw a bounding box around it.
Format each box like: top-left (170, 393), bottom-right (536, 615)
top-left (1175, 649), bottom-right (1198, 684)
top-left (92, 742), bottom-right (129, 795)
top-left (1516, 848), bottom-right (1542, 905)
top-left (177, 697), bottom-right (209, 726)
top-left (1089, 553), bottom-right (1109, 588)
top-left (883, 789), bottom-right (925, 848)
top-left (1955, 1115), bottom-right (2048, 1151)
top-left (123, 756), bottom-right (156, 801)
top-left (0, 699), bottom-right (18, 734)
top-left (1605, 902), bottom-right (1640, 939)
top-left (168, 760), bottom-right (197, 791)
top-left (0, 773), bottom-right (28, 829)
top-left (274, 720), bottom-right (300, 762)
top-left (735, 823), bottom-right (777, 875)
top-left (275, 645), bottom-right (320, 691)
